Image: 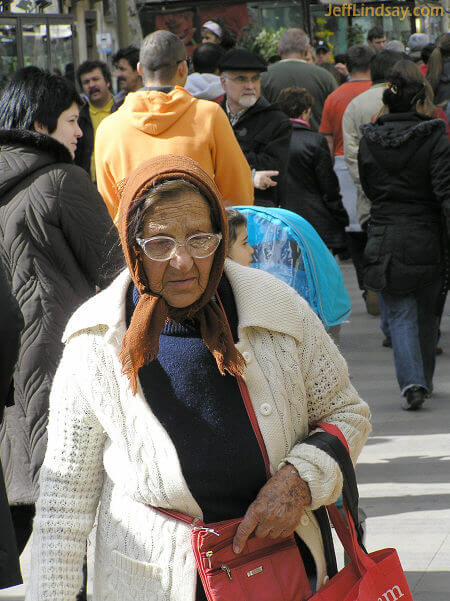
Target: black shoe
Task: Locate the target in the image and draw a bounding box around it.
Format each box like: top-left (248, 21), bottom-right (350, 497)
top-left (382, 337), bottom-right (392, 348)
top-left (402, 386), bottom-right (426, 411)
top-left (436, 346), bottom-right (443, 356)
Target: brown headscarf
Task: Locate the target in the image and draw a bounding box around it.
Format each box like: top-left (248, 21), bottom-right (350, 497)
top-left (117, 154), bottom-right (246, 394)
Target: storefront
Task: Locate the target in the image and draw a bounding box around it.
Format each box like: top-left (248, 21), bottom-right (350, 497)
top-left (0, 0), bottom-right (76, 86)
top-left (136, 0), bottom-right (446, 57)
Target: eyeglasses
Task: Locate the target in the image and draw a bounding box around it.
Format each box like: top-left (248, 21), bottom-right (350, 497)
top-left (136, 233), bottom-right (222, 262)
top-left (224, 74), bottom-right (261, 84)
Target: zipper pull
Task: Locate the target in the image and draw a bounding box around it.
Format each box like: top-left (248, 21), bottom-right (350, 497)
top-left (193, 526), bottom-right (220, 536)
top-left (205, 551), bottom-right (213, 569)
top-left (221, 565), bottom-right (232, 581)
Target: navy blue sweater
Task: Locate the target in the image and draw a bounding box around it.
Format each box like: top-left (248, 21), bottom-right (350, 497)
top-left (126, 276), bottom-right (267, 523)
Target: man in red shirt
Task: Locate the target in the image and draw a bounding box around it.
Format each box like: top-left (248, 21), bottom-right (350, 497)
top-left (319, 45), bottom-right (374, 157)
top-left (319, 45), bottom-right (376, 313)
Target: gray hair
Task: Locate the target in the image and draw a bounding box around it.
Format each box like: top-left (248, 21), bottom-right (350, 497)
top-left (279, 29), bottom-right (310, 57)
top-left (385, 40), bottom-right (405, 53)
top-left (139, 30), bottom-right (186, 84)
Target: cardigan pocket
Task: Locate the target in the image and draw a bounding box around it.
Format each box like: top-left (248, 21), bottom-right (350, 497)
top-left (111, 550), bottom-right (164, 600)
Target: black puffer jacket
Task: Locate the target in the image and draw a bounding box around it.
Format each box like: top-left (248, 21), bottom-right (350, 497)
top-left (222, 96), bottom-right (292, 207)
top-left (358, 113), bottom-right (450, 295)
top-left (0, 129), bottom-right (122, 505)
top-left (281, 122), bottom-right (348, 250)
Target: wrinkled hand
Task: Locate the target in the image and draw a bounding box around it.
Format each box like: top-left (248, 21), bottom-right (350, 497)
top-left (253, 170), bottom-right (279, 190)
top-left (233, 465), bottom-right (312, 554)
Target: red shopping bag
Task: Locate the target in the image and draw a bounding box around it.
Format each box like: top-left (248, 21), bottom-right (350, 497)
top-left (311, 423), bottom-right (414, 601)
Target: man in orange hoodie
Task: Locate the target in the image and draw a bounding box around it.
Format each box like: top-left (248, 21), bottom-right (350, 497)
top-left (95, 30), bottom-right (254, 220)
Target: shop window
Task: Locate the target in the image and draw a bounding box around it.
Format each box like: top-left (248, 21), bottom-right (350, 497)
top-left (49, 23), bottom-right (74, 75)
top-left (310, 4), bottom-right (346, 54)
top-left (257, 4), bottom-right (304, 31)
top-left (0, 19), bottom-right (18, 86)
top-left (22, 21), bottom-right (48, 68)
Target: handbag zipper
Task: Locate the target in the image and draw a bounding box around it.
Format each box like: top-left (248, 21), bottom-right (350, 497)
top-left (203, 537), bottom-right (295, 573)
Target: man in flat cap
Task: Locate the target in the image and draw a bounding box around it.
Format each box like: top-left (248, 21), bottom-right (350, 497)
top-left (95, 30), bottom-right (254, 220)
top-left (219, 48), bottom-right (292, 207)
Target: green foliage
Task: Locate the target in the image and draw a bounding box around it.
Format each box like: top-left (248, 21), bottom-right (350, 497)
top-left (241, 26), bottom-right (286, 61)
top-left (347, 23), bottom-right (365, 47)
top-left (315, 16), bottom-right (334, 52)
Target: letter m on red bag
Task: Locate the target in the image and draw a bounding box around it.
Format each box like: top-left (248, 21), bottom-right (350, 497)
top-left (378, 585), bottom-right (405, 601)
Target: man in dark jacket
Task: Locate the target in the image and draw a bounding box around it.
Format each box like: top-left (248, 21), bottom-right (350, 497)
top-left (0, 261), bottom-right (23, 589)
top-left (219, 48), bottom-right (292, 207)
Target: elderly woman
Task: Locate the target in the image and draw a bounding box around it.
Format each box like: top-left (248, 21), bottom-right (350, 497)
top-left (27, 155), bottom-right (370, 601)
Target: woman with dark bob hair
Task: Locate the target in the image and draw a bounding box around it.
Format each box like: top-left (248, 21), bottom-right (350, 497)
top-left (26, 154), bottom-right (370, 601)
top-left (358, 59), bottom-right (450, 411)
top-left (0, 67), bottom-right (120, 553)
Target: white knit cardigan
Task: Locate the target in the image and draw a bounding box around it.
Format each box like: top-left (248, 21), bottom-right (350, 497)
top-left (26, 260), bottom-right (371, 601)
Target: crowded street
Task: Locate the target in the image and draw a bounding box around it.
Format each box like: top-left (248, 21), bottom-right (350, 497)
top-left (1, 1), bottom-right (449, 600)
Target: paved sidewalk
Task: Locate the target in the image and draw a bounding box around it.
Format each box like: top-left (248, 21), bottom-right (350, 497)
top-left (338, 262), bottom-right (450, 601)
top-left (1, 262), bottom-right (449, 600)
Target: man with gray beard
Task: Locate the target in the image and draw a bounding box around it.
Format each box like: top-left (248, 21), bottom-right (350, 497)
top-left (219, 48), bottom-right (291, 207)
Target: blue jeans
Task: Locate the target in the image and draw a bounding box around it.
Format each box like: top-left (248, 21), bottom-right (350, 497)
top-left (379, 279), bottom-right (441, 395)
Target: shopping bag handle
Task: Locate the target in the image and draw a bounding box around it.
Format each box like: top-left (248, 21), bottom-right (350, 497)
top-left (315, 423), bottom-right (376, 575)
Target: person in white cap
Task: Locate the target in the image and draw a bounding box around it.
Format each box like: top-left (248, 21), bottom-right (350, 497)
top-left (201, 19), bottom-right (235, 51)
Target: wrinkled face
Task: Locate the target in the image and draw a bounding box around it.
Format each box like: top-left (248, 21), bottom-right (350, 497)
top-left (369, 36), bottom-right (386, 52)
top-left (221, 70), bottom-right (261, 111)
top-left (48, 102), bottom-right (83, 158)
top-left (201, 28), bottom-right (220, 44)
top-left (139, 192), bottom-right (217, 308)
top-left (115, 58), bottom-right (141, 92)
top-left (80, 68), bottom-right (111, 106)
top-left (228, 224), bottom-right (254, 267)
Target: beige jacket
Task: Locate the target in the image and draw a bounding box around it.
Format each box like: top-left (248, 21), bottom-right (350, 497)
top-left (27, 260), bottom-right (370, 601)
top-left (343, 83), bottom-right (386, 226)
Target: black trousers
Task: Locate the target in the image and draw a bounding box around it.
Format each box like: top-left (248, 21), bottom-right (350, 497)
top-left (10, 504), bottom-right (35, 556)
top-left (345, 231), bottom-right (368, 291)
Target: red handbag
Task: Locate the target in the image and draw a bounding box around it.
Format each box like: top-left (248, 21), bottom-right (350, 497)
top-left (153, 375), bottom-right (313, 601)
top-left (312, 423), bottom-right (415, 601)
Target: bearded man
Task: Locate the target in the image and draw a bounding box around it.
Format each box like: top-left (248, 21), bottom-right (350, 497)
top-left (219, 48), bottom-right (291, 207)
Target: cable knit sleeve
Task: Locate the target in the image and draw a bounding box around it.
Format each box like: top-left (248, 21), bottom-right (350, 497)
top-left (282, 297), bottom-right (371, 510)
top-left (26, 331), bottom-right (107, 601)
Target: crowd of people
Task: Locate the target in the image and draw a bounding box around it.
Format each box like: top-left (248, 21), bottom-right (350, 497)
top-left (0, 18), bottom-right (448, 601)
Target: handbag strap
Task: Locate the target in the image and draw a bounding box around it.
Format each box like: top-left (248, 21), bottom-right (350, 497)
top-left (216, 292), bottom-right (271, 479)
top-left (236, 375), bottom-right (271, 479)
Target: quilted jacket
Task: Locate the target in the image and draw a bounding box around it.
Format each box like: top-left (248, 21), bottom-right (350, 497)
top-left (0, 129), bottom-right (122, 505)
top-left (358, 114), bottom-right (450, 295)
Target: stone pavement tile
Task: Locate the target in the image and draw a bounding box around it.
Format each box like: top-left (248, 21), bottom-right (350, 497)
top-left (414, 569), bottom-right (450, 594)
